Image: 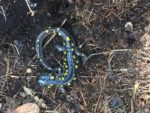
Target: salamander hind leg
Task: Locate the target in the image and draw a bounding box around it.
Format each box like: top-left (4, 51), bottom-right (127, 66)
top-left (54, 67), bottom-right (64, 77)
top-left (55, 44), bottom-right (66, 52)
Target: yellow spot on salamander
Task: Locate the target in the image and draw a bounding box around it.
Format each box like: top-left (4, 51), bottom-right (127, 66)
top-left (56, 85), bottom-right (60, 88)
top-left (75, 65), bottom-right (78, 69)
top-left (66, 69), bottom-right (68, 73)
top-left (64, 51), bottom-right (67, 55)
top-left (47, 84), bottom-right (53, 88)
top-left (71, 48), bottom-right (74, 51)
top-left (76, 60), bottom-right (79, 64)
top-left (47, 85), bottom-right (51, 88)
top-left (61, 77), bottom-right (64, 80)
top-left (66, 36), bottom-right (70, 41)
top-left (73, 55), bottom-right (76, 59)
top-left (65, 65), bottom-right (68, 69)
top-left (73, 77), bottom-right (77, 80)
top-left (64, 72), bottom-right (68, 76)
top-left (45, 30), bottom-right (49, 33)
top-left (63, 42), bottom-right (66, 46)
top-left (63, 62), bottom-right (66, 65)
top-left (64, 58), bottom-right (67, 61)
top-left (71, 43), bottom-right (74, 46)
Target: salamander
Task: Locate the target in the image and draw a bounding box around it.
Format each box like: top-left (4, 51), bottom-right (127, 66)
top-left (36, 27), bottom-right (86, 87)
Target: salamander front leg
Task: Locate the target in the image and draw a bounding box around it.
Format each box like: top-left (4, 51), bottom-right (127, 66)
top-left (75, 47), bottom-right (87, 63)
top-left (60, 86), bottom-right (66, 94)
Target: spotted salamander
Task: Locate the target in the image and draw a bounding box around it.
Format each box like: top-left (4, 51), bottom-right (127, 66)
top-left (36, 27), bottom-right (86, 87)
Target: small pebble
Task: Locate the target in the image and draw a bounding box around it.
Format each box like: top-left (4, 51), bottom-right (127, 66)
top-left (19, 92), bottom-right (26, 98)
top-left (125, 22), bottom-right (133, 32)
top-left (11, 103), bottom-right (40, 113)
top-left (26, 68), bottom-right (32, 74)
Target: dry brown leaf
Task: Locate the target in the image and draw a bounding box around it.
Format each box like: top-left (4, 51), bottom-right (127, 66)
top-left (11, 103), bottom-right (40, 113)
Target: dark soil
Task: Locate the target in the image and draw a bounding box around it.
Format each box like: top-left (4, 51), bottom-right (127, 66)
top-left (0, 0), bottom-right (150, 113)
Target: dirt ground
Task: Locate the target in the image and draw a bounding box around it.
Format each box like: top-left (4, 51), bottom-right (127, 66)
top-left (0, 0), bottom-right (150, 113)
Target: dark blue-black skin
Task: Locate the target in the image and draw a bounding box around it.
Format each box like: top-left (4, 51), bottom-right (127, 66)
top-left (36, 27), bottom-right (79, 86)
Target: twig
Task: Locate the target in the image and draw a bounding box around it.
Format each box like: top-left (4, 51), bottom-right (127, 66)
top-left (83, 49), bottom-right (132, 64)
top-left (1, 56), bottom-right (10, 91)
top-left (10, 44), bottom-right (20, 56)
top-left (24, 0), bottom-right (35, 16)
top-left (0, 6), bottom-right (6, 21)
top-left (80, 91), bottom-right (87, 107)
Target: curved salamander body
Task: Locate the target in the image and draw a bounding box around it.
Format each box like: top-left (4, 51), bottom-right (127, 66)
top-left (36, 28), bottom-right (78, 86)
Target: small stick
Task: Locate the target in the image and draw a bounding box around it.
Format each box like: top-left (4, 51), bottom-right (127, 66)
top-left (24, 0), bottom-right (35, 16)
top-left (83, 49), bottom-right (132, 64)
top-left (0, 6), bottom-right (6, 21)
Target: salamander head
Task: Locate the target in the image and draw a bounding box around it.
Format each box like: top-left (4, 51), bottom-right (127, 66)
top-left (38, 74), bottom-right (54, 86)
